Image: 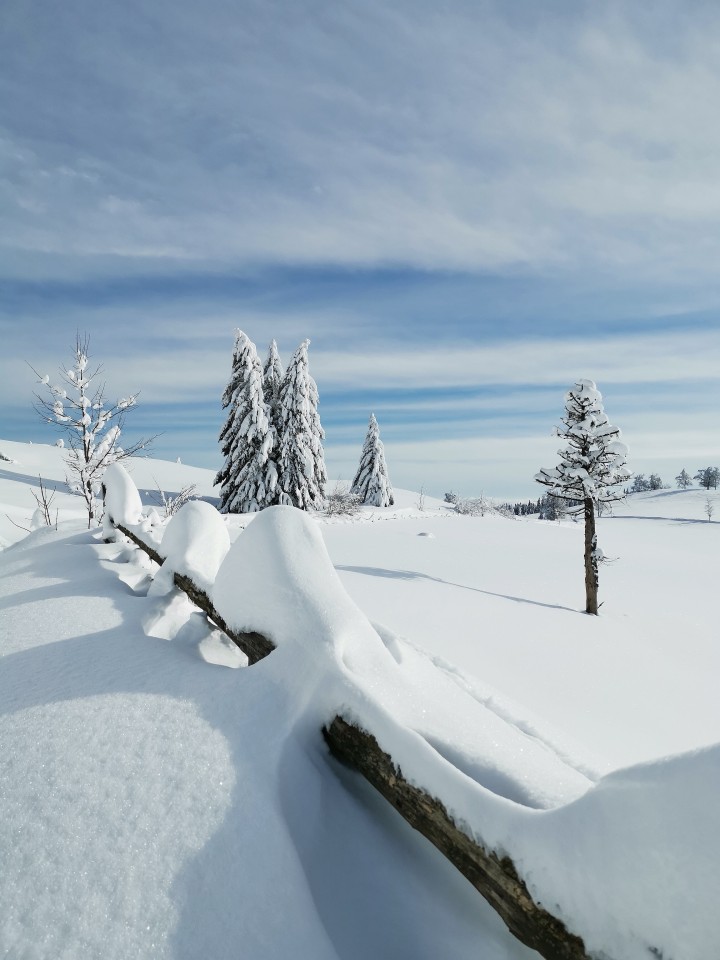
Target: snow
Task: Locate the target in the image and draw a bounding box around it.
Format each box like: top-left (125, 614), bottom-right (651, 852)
top-left (1, 441), bottom-right (719, 960)
top-left (102, 461), bottom-right (144, 531)
top-left (150, 499), bottom-right (230, 596)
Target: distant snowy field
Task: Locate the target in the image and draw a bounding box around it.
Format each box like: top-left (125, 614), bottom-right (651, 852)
top-left (1, 439), bottom-right (718, 960)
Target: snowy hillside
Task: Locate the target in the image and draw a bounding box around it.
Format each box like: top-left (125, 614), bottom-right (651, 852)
top-left (1, 441), bottom-right (719, 960)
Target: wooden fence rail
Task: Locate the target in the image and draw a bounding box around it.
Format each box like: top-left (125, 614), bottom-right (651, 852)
top-left (108, 513), bottom-right (594, 960)
top-left (114, 522), bottom-right (275, 664)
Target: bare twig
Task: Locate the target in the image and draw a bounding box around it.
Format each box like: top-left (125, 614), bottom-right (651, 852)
top-left (5, 514), bottom-right (31, 533)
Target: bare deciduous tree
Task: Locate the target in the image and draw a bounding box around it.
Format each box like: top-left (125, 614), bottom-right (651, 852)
top-left (30, 333), bottom-right (153, 527)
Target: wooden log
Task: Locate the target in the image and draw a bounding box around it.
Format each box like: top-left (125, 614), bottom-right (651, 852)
top-left (113, 521), bottom-right (275, 665)
top-left (323, 715), bottom-right (593, 960)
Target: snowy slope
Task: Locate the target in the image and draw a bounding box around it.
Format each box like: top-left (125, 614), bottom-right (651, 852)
top-left (1, 443), bottom-right (719, 959)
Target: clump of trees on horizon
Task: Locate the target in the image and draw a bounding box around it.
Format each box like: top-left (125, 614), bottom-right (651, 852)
top-left (626, 466), bottom-right (720, 493)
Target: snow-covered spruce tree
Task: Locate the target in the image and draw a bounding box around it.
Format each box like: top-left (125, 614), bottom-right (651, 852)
top-left (260, 339), bottom-right (285, 506)
top-left (676, 468), bottom-right (693, 489)
top-left (214, 330), bottom-right (275, 513)
top-left (262, 339), bottom-right (284, 415)
top-left (351, 413), bottom-right (394, 507)
top-left (276, 339), bottom-right (327, 510)
top-left (535, 379), bottom-right (630, 615)
top-left (31, 333), bottom-right (151, 527)
top-left (694, 467), bottom-right (719, 490)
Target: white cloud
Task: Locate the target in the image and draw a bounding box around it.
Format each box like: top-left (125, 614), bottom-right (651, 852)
top-left (313, 329), bottom-right (720, 392)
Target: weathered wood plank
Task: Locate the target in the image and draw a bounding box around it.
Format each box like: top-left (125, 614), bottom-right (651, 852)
top-left (323, 715), bottom-right (593, 960)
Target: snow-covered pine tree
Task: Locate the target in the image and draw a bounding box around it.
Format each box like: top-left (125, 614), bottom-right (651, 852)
top-left (30, 333), bottom-right (151, 527)
top-left (694, 467), bottom-right (719, 490)
top-left (535, 379), bottom-right (630, 615)
top-left (675, 468), bottom-right (692, 489)
top-left (262, 339), bottom-right (284, 413)
top-left (351, 413), bottom-right (394, 507)
top-left (276, 339), bottom-right (327, 510)
top-left (261, 339), bottom-right (285, 506)
top-left (215, 330), bottom-right (275, 513)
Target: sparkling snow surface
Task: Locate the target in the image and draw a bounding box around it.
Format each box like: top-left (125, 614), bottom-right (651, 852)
top-left (1, 444), bottom-right (719, 960)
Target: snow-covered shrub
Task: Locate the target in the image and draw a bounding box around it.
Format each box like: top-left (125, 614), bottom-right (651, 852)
top-left (322, 481), bottom-right (363, 517)
top-left (0, 450), bottom-right (10, 462)
top-left (351, 414), bottom-right (394, 507)
top-left (453, 497), bottom-right (488, 516)
top-left (444, 491), bottom-right (458, 504)
top-left (154, 483), bottom-right (198, 519)
top-left (30, 333), bottom-right (151, 527)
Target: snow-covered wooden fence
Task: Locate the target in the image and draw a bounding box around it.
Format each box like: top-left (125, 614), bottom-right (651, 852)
top-left (102, 463), bottom-right (705, 960)
top-left (102, 463), bottom-right (592, 959)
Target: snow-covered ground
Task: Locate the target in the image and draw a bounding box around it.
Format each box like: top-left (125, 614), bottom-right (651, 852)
top-left (1, 440), bottom-right (718, 960)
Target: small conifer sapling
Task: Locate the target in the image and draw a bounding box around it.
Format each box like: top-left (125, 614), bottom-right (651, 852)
top-left (351, 413), bottom-right (394, 507)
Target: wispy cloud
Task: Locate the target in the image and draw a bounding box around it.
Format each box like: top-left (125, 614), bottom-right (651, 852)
top-left (2, 1), bottom-right (720, 495)
top-left (4, 2), bottom-right (720, 280)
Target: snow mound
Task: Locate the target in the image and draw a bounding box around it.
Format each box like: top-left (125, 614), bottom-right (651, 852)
top-left (213, 505), bottom-right (386, 663)
top-left (150, 500), bottom-right (230, 597)
top-left (102, 462), bottom-right (143, 531)
top-left (516, 743), bottom-right (720, 960)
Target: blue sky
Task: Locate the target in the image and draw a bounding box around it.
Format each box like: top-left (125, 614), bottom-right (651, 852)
top-left (1, 0), bottom-right (719, 497)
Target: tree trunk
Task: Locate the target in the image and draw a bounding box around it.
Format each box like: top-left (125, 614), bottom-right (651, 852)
top-left (584, 497), bottom-right (598, 615)
top-left (323, 716), bottom-right (592, 960)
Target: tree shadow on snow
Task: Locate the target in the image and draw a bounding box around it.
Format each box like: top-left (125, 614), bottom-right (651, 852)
top-left (336, 564), bottom-right (578, 615)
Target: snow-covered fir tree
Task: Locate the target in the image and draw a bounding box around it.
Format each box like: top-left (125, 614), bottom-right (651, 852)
top-left (351, 413), bottom-right (394, 507)
top-left (535, 379), bottom-right (630, 615)
top-left (675, 468), bottom-right (692, 489)
top-left (276, 339), bottom-right (327, 510)
top-left (261, 339), bottom-right (285, 506)
top-left (31, 333), bottom-right (150, 527)
top-left (215, 330), bottom-right (275, 513)
top-left (262, 339), bottom-right (284, 414)
top-left (694, 467), bottom-right (719, 490)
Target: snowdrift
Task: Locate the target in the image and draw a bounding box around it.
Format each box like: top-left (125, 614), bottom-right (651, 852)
top-left (99, 466), bottom-right (720, 960)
